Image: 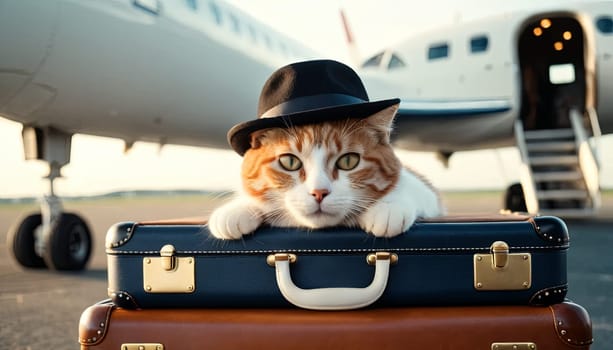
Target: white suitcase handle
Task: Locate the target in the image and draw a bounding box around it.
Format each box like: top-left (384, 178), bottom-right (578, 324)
top-left (269, 252), bottom-right (394, 310)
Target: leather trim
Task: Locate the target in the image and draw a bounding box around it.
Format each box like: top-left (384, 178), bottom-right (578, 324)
top-left (108, 290), bottom-right (140, 309)
top-left (550, 301), bottom-right (593, 346)
top-left (107, 244), bottom-right (565, 256)
top-left (139, 214), bottom-right (529, 226)
top-left (418, 213), bottom-right (532, 223)
top-left (78, 300), bottom-right (114, 346)
top-left (533, 216), bottom-right (570, 244)
top-left (529, 285), bottom-right (568, 305)
top-left (138, 217), bottom-right (208, 225)
top-left (105, 222), bottom-right (137, 249)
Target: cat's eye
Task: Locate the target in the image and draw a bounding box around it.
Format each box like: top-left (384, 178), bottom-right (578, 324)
top-left (336, 153), bottom-right (360, 171)
top-left (278, 154), bottom-right (302, 171)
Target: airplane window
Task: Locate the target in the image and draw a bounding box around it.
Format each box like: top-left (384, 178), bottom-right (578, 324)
top-left (428, 43), bottom-right (449, 60)
top-left (279, 42), bottom-right (288, 56)
top-left (470, 36), bottom-right (489, 53)
top-left (388, 54), bottom-right (406, 69)
top-left (595, 16), bottom-right (613, 34)
top-left (209, 2), bottom-right (222, 25)
top-left (186, 0), bottom-right (197, 11)
top-left (264, 34), bottom-right (273, 49)
top-left (362, 52), bottom-right (384, 68)
top-left (229, 14), bottom-right (240, 33)
top-left (247, 25), bottom-right (258, 42)
top-left (549, 63), bottom-right (575, 84)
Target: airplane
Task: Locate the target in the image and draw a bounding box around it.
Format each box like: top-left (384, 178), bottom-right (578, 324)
top-left (0, 0), bottom-right (611, 270)
top-left (351, 1), bottom-right (612, 218)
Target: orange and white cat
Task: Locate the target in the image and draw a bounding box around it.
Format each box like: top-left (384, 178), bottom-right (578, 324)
top-left (208, 104), bottom-right (443, 239)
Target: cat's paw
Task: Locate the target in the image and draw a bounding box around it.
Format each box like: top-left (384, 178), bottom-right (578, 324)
top-left (208, 202), bottom-right (263, 240)
top-left (358, 201), bottom-right (416, 238)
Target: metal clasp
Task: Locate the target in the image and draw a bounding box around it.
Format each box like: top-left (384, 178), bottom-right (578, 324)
top-left (267, 253), bottom-right (297, 267)
top-left (366, 252), bottom-right (399, 266)
top-left (491, 342), bottom-right (537, 350)
top-left (160, 244), bottom-right (176, 271)
top-left (474, 241), bottom-right (532, 291)
top-left (491, 241), bottom-right (509, 268)
top-left (121, 344), bottom-right (164, 350)
top-left (143, 244), bottom-right (195, 293)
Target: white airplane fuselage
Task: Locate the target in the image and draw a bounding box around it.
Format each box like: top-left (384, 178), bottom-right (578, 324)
top-left (0, 0), bottom-right (611, 153)
top-left (359, 1), bottom-right (613, 153)
top-left (0, 0), bottom-right (318, 150)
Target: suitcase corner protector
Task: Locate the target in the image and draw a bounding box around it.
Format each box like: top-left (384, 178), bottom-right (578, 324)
top-left (79, 300), bottom-right (114, 346)
top-left (551, 301), bottom-right (594, 347)
top-left (105, 221), bottom-right (138, 249)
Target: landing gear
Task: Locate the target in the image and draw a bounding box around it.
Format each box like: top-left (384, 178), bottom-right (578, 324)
top-left (504, 183), bottom-right (528, 213)
top-left (7, 212), bottom-right (92, 270)
top-left (43, 212), bottom-right (92, 270)
top-left (7, 125), bottom-right (93, 271)
top-left (7, 213), bottom-right (46, 268)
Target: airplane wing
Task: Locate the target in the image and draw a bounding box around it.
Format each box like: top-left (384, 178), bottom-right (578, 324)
top-left (397, 98), bottom-right (512, 118)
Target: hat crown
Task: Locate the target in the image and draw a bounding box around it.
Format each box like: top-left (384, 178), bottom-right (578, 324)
top-left (257, 60), bottom-right (369, 118)
top-left (227, 59), bottom-right (399, 156)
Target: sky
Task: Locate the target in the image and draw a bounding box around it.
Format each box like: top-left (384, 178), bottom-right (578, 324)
top-left (0, 0), bottom-right (611, 198)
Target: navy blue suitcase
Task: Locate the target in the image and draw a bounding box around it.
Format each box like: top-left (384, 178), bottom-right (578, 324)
top-left (106, 215), bottom-right (569, 310)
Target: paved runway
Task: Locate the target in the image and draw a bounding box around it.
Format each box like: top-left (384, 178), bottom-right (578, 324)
top-left (0, 192), bottom-right (611, 349)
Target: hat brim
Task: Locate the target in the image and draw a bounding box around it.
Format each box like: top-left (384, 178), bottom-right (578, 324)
top-left (228, 98), bottom-right (400, 156)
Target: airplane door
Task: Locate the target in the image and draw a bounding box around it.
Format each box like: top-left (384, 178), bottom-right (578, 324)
top-left (518, 16), bottom-right (589, 130)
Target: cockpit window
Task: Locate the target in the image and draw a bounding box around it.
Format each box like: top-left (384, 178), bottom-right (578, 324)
top-left (428, 43), bottom-right (449, 60)
top-left (362, 52), bottom-right (384, 68)
top-left (470, 35), bottom-right (489, 53)
top-left (596, 16), bottom-right (613, 34)
top-left (388, 54), bottom-right (406, 69)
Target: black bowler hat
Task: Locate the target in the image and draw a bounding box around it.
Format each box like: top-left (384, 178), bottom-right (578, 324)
top-left (227, 59), bottom-right (400, 156)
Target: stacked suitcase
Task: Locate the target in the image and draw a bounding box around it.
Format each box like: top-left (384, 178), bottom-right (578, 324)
top-left (79, 214), bottom-right (593, 349)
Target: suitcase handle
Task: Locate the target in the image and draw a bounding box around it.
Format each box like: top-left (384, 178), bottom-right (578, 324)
top-left (271, 252), bottom-right (392, 310)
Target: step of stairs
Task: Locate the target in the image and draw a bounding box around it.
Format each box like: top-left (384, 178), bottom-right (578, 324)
top-left (526, 141), bottom-right (576, 152)
top-left (532, 171), bottom-right (583, 182)
top-left (529, 155), bottom-right (578, 166)
top-left (536, 189), bottom-right (588, 200)
top-left (524, 128), bottom-right (574, 141)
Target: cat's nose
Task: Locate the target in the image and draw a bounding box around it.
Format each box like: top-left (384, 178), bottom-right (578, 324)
top-left (311, 189), bottom-right (329, 203)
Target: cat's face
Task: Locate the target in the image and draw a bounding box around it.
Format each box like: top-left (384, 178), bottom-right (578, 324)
top-left (241, 105), bottom-right (401, 229)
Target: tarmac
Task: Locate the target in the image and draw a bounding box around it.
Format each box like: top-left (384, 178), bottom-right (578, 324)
top-left (0, 192), bottom-right (611, 349)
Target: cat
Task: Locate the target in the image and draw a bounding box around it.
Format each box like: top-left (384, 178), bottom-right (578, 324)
top-left (208, 104), bottom-right (444, 239)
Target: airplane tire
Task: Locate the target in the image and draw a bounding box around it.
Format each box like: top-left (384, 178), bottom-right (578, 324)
top-left (505, 183), bottom-right (528, 213)
top-left (7, 213), bottom-right (47, 268)
top-left (43, 213), bottom-right (92, 271)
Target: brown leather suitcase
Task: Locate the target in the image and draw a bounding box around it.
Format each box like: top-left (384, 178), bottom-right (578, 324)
top-left (79, 300), bottom-right (592, 350)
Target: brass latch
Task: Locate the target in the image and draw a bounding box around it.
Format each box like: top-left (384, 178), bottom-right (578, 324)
top-left (121, 344), bottom-right (164, 350)
top-left (474, 241), bottom-right (532, 291)
top-left (366, 252), bottom-right (398, 266)
top-left (160, 244), bottom-right (176, 271)
top-left (491, 241), bottom-right (509, 268)
top-left (266, 253), bottom-right (297, 267)
top-left (143, 244), bottom-right (195, 293)
top-left (491, 342), bottom-right (536, 350)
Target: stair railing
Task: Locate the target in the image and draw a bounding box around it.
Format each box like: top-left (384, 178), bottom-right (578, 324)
top-left (569, 108), bottom-right (601, 210)
top-left (586, 106), bottom-right (602, 166)
top-left (514, 119), bottom-right (539, 214)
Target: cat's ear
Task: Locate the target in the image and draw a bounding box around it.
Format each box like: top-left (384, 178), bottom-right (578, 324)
top-left (365, 104), bottom-right (399, 143)
top-left (249, 130), bottom-right (267, 149)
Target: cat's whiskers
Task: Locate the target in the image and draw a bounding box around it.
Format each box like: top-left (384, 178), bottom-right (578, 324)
top-left (208, 103), bottom-right (443, 239)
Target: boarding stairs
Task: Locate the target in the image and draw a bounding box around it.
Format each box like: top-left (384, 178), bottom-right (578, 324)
top-left (514, 108), bottom-right (601, 217)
